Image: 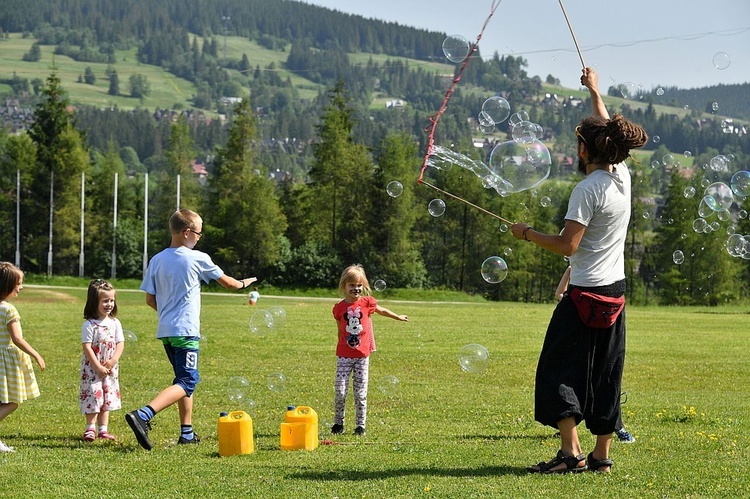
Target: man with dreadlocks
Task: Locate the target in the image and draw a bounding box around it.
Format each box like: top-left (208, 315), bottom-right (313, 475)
top-left (511, 67), bottom-right (648, 474)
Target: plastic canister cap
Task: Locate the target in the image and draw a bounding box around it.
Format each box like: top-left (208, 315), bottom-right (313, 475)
top-left (287, 405), bottom-right (295, 410)
top-left (220, 412), bottom-right (228, 417)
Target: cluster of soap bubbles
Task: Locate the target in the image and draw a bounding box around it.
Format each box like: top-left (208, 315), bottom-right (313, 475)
top-left (458, 344), bottom-right (490, 373)
top-left (249, 306), bottom-right (287, 336)
top-left (675, 167), bottom-right (750, 264)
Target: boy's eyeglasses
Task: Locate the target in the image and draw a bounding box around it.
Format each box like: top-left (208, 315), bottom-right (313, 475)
top-left (186, 228), bottom-right (203, 238)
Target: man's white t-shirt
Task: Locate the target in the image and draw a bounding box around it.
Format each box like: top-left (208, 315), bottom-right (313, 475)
top-left (565, 162), bottom-right (631, 287)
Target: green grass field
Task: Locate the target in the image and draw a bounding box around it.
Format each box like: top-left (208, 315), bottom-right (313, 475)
top-left (0, 285), bottom-right (748, 497)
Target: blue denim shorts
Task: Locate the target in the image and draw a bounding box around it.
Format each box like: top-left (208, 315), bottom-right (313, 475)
top-left (162, 337), bottom-right (200, 396)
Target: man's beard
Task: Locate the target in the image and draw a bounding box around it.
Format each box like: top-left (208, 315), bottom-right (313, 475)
top-left (577, 157), bottom-right (587, 175)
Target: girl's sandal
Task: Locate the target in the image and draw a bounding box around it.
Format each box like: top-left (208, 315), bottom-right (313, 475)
top-left (587, 452), bottom-right (614, 472)
top-left (527, 450), bottom-right (588, 474)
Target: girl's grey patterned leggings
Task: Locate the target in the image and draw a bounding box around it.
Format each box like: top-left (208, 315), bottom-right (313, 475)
top-left (333, 356), bottom-right (370, 428)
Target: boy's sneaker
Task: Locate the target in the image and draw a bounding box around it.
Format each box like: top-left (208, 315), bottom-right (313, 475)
top-left (177, 433), bottom-right (200, 445)
top-left (98, 430), bottom-right (117, 441)
top-left (615, 428), bottom-right (635, 443)
top-left (331, 424), bottom-right (344, 435)
top-left (82, 429), bottom-right (96, 442)
top-left (354, 426), bottom-right (366, 436)
top-left (0, 439), bottom-right (14, 452)
top-left (125, 411), bottom-right (153, 450)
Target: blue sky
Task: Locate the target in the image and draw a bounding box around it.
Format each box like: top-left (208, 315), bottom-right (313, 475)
top-left (304, 0), bottom-right (750, 91)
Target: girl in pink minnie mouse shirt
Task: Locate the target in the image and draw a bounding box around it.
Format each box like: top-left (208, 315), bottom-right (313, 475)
top-left (79, 279), bottom-right (124, 442)
top-left (330, 264), bottom-right (408, 437)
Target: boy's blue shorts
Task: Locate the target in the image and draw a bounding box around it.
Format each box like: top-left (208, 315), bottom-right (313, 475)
top-left (162, 337), bottom-right (200, 396)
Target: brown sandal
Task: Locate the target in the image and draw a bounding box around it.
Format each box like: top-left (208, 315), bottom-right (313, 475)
top-left (586, 452), bottom-right (614, 472)
top-left (527, 450), bottom-right (588, 474)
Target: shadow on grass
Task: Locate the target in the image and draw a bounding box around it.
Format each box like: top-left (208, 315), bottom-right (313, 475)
top-left (9, 432), bottom-right (139, 453)
top-left (458, 433), bottom-right (550, 441)
top-left (289, 464), bottom-right (526, 480)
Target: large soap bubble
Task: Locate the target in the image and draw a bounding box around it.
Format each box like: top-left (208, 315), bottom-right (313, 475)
top-left (442, 35), bottom-right (471, 63)
top-left (458, 344), bottom-right (490, 373)
top-left (481, 256), bottom-right (508, 283)
top-left (713, 51), bottom-right (731, 70)
top-left (481, 96), bottom-right (511, 125)
top-left (488, 139), bottom-right (551, 193)
top-left (730, 171), bottom-right (750, 198)
top-left (703, 182), bottom-right (734, 211)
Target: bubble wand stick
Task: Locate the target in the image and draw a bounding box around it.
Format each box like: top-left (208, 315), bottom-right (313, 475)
top-left (420, 179), bottom-right (513, 225)
top-left (557, 0), bottom-right (586, 69)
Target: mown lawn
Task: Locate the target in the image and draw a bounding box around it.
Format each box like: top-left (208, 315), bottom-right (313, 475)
top-left (0, 286), bottom-right (748, 497)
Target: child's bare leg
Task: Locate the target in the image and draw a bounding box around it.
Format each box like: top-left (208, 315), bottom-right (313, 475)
top-left (0, 402), bottom-right (19, 421)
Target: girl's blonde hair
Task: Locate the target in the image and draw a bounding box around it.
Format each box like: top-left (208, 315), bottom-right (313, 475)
top-left (84, 278), bottom-right (118, 319)
top-left (338, 264), bottom-right (371, 297)
top-left (0, 262), bottom-right (23, 301)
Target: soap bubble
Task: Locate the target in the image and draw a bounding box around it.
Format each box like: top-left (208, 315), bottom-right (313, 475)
top-left (122, 330), bottom-right (138, 355)
top-left (499, 223), bottom-right (508, 233)
top-left (386, 181), bottom-right (404, 198)
top-left (693, 218), bottom-right (708, 233)
top-left (717, 209), bottom-right (731, 222)
top-left (378, 375), bottom-right (400, 396)
top-left (730, 171), bottom-right (750, 197)
top-left (711, 102), bottom-right (719, 112)
top-left (698, 196), bottom-right (714, 218)
top-left (701, 178), bottom-right (711, 188)
top-left (428, 198), bottom-right (446, 217)
top-left (709, 155), bottom-right (728, 172)
top-left (227, 376), bottom-right (250, 403)
top-left (508, 111), bottom-right (529, 127)
top-left (503, 247), bottom-right (512, 257)
top-left (488, 139), bottom-right (551, 193)
top-left (511, 121), bottom-right (538, 144)
top-left (267, 372), bottom-right (287, 392)
top-left (480, 256), bottom-right (508, 284)
top-left (713, 51), bottom-right (731, 70)
top-left (672, 250), bottom-right (685, 265)
top-left (726, 234), bottom-right (747, 257)
top-left (481, 96), bottom-right (511, 125)
top-left (652, 135), bottom-right (660, 143)
top-left (442, 35), bottom-right (471, 63)
top-left (540, 196), bottom-right (551, 207)
top-left (662, 154), bottom-right (675, 167)
top-left (267, 306), bottom-right (287, 329)
top-left (619, 82), bottom-right (637, 99)
top-left (458, 344), bottom-right (490, 373)
top-left (656, 87), bottom-right (665, 96)
top-left (373, 279), bottom-right (387, 292)
top-left (249, 310), bottom-right (274, 336)
top-left (703, 182), bottom-right (734, 211)
top-left (683, 151), bottom-right (692, 158)
top-left (683, 186), bottom-right (696, 199)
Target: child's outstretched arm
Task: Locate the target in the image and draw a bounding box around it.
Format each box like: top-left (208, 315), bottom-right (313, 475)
top-left (8, 320), bottom-right (45, 371)
top-left (374, 305), bottom-right (408, 322)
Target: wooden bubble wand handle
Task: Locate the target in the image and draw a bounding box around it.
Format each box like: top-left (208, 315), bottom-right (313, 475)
top-left (558, 0), bottom-right (586, 69)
